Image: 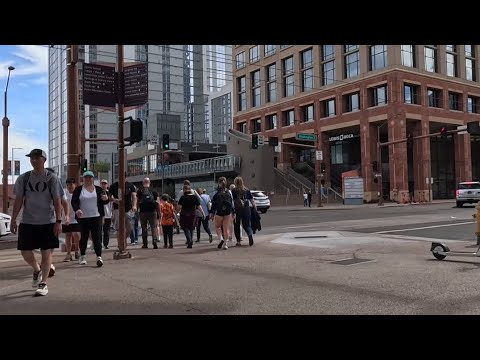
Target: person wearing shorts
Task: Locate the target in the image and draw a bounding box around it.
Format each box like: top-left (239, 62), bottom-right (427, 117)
top-left (62, 177), bottom-right (81, 261)
top-left (11, 149), bottom-right (64, 296)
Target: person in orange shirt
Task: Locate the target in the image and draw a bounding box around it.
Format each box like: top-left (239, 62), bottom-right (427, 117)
top-left (159, 194), bottom-right (178, 248)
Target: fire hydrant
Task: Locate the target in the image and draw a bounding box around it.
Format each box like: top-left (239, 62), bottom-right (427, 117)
top-left (476, 202), bottom-right (480, 245)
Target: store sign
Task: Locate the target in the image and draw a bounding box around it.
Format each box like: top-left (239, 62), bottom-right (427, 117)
top-left (329, 133), bottom-right (358, 142)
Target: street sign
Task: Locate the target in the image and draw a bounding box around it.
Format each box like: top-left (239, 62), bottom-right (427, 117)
top-left (150, 134), bottom-right (159, 146)
top-left (124, 63), bottom-right (148, 107)
top-left (258, 135), bottom-right (265, 146)
top-left (457, 125), bottom-right (467, 131)
top-left (315, 150), bottom-right (323, 161)
top-left (296, 133), bottom-right (317, 142)
top-left (82, 63), bottom-right (116, 107)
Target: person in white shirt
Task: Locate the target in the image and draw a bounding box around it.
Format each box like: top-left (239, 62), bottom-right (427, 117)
top-left (303, 190), bottom-right (308, 207)
top-left (62, 178), bottom-right (81, 262)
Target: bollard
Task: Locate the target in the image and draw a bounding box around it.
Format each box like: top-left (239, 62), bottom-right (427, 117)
top-left (476, 202), bottom-right (480, 245)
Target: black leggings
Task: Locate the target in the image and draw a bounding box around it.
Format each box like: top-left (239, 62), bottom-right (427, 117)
top-left (162, 225), bottom-right (174, 246)
top-left (102, 218), bottom-right (112, 247)
top-left (79, 217), bottom-right (102, 257)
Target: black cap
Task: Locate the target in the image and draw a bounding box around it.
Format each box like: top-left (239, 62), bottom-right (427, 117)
top-left (66, 177), bottom-right (76, 184)
top-left (26, 149), bottom-right (47, 159)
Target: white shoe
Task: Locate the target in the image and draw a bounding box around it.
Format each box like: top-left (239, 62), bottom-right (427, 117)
top-left (35, 283), bottom-right (48, 296)
top-left (79, 256), bottom-right (87, 265)
top-left (32, 271), bottom-right (42, 288)
top-left (96, 256), bottom-right (103, 267)
top-left (48, 264), bottom-right (56, 277)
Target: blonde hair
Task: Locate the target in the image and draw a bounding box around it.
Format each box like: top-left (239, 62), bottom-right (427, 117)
top-left (183, 184), bottom-right (192, 194)
top-left (234, 176), bottom-right (247, 192)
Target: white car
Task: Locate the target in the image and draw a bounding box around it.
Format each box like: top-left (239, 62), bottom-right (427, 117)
top-left (251, 190), bottom-right (270, 213)
top-left (0, 212), bottom-right (11, 237)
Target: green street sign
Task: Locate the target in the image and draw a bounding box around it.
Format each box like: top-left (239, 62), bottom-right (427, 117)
top-left (295, 133), bottom-right (317, 142)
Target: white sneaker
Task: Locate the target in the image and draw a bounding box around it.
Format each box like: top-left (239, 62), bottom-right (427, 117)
top-left (35, 283), bottom-right (48, 296)
top-left (32, 271), bottom-right (42, 288)
top-left (96, 256), bottom-right (103, 267)
top-left (48, 264), bottom-right (56, 277)
top-left (223, 241), bottom-right (228, 250)
top-left (79, 256), bottom-right (87, 265)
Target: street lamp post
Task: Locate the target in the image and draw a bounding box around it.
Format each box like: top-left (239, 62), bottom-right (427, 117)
top-left (11, 147), bottom-right (23, 186)
top-left (2, 65), bottom-right (15, 214)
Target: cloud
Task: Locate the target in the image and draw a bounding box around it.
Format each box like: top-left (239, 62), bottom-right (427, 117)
top-left (0, 45), bottom-right (48, 80)
top-left (30, 76), bottom-right (48, 85)
top-left (18, 82), bottom-right (29, 88)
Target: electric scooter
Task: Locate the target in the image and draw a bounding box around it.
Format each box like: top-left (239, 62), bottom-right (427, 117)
top-left (431, 242), bottom-right (480, 260)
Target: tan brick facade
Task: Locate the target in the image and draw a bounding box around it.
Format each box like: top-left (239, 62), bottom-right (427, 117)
top-left (233, 45), bottom-right (480, 201)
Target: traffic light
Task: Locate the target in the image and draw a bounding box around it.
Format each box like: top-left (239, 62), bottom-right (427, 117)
top-left (251, 134), bottom-right (258, 149)
top-left (372, 160), bottom-right (378, 173)
top-left (123, 117), bottom-right (143, 143)
top-left (82, 159), bottom-right (88, 172)
top-left (268, 137), bottom-right (279, 146)
top-left (440, 126), bottom-right (448, 140)
top-left (320, 162), bottom-right (326, 173)
top-left (467, 121), bottom-right (480, 135)
top-left (162, 134), bottom-right (170, 150)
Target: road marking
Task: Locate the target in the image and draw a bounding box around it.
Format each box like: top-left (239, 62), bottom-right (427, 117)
top-left (374, 221), bottom-right (475, 234)
top-left (0, 257), bottom-right (22, 263)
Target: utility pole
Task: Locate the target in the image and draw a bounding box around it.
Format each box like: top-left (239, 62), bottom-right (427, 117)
top-left (2, 65), bottom-right (14, 213)
top-left (116, 45), bottom-right (127, 256)
top-left (67, 45), bottom-right (80, 183)
top-left (377, 125), bottom-right (384, 206)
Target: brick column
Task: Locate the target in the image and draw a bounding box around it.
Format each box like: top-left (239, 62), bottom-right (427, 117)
top-left (316, 131), bottom-right (330, 188)
top-left (454, 133), bottom-right (472, 184)
top-left (388, 115), bottom-right (409, 202)
top-left (413, 119), bottom-right (431, 202)
top-left (361, 120), bottom-right (379, 202)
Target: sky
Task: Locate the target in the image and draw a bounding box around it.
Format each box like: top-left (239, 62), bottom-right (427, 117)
top-left (0, 45), bottom-right (49, 183)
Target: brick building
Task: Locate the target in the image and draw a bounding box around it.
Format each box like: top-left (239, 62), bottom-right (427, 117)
top-left (232, 45), bottom-right (480, 202)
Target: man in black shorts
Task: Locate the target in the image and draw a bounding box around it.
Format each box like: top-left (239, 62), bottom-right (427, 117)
top-left (11, 149), bottom-right (64, 296)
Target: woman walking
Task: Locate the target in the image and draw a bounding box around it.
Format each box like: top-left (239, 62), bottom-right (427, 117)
top-left (178, 184), bottom-right (204, 248)
top-left (232, 176), bottom-right (255, 246)
top-left (71, 171), bottom-right (110, 267)
top-left (159, 194), bottom-right (177, 248)
top-left (210, 177), bottom-right (234, 250)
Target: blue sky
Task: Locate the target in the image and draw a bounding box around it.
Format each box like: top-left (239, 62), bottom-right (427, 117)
top-left (0, 45), bottom-right (49, 183)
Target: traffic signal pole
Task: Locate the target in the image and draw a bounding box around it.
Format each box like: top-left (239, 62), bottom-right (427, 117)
top-left (66, 45), bottom-right (81, 184)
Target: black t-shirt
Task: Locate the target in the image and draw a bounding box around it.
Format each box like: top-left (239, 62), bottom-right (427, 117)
top-left (137, 187), bottom-right (159, 212)
top-left (178, 193), bottom-right (200, 214)
top-left (109, 181), bottom-right (137, 212)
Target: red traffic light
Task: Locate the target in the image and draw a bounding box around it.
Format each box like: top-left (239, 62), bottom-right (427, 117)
top-left (441, 127), bottom-right (447, 133)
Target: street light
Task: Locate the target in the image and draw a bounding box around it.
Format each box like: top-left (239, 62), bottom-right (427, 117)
top-left (2, 65), bottom-right (15, 213)
top-left (11, 147), bottom-right (23, 185)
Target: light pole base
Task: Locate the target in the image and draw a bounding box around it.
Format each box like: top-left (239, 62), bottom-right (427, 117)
top-left (113, 251), bottom-right (132, 260)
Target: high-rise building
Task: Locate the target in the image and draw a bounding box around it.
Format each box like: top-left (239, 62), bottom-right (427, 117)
top-left (232, 45), bottom-right (480, 202)
top-left (48, 45), bottom-right (233, 183)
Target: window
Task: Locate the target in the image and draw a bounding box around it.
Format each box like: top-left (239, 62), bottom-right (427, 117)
top-left (264, 45), bottom-right (276, 57)
top-left (466, 46), bottom-right (476, 82)
top-left (283, 110), bottom-right (295, 126)
top-left (249, 46), bottom-right (259, 63)
top-left (468, 96), bottom-right (479, 113)
top-left (448, 92), bottom-right (461, 111)
top-left (401, 45), bottom-right (415, 67)
top-left (280, 45), bottom-right (292, 50)
top-left (427, 88), bottom-right (442, 108)
top-left (344, 92), bottom-right (360, 112)
top-left (369, 85), bottom-right (388, 107)
top-left (321, 98), bottom-right (336, 117)
top-left (236, 52), bottom-right (245, 69)
top-left (237, 76), bottom-right (246, 111)
top-left (404, 84), bottom-right (420, 105)
top-left (266, 63), bottom-right (277, 102)
top-left (266, 114), bottom-right (277, 130)
top-left (301, 48), bottom-right (314, 91)
top-left (446, 46), bottom-right (457, 77)
top-left (283, 56), bottom-right (295, 97)
top-left (369, 45), bottom-right (387, 70)
top-left (237, 121), bottom-right (247, 133)
top-left (331, 143), bottom-right (343, 164)
top-left (251, 70), bottom-right (261, 107)
top-left (344, 45), bottom-right (360, 79)
top-left (424, 46), bottom-right (437, 73)
top-left (322, 45), bottom-right (335, 86)
top-left (253, 118), bottom-right (261, 133)
top-left (302, 104), bottom-right (314, 122)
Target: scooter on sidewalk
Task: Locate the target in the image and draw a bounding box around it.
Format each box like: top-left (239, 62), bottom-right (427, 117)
top-left (431, 242), bottom-right (480, 260)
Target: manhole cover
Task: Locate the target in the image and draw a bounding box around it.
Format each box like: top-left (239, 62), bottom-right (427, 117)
top-left (294, 236), bottom-right (328, 239)
top-left (331, 258), bottom-right (374, 266)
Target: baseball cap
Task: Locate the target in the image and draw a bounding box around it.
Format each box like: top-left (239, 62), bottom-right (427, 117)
top-left (83, 170), bottom-right (94, 178)
top-left (26, 149), bottom-right (47, 159)
top-left (101, 179), bottom-right (108, 183)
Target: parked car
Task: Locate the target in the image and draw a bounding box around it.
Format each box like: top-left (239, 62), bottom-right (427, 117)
top-left (0, 212), bottom-right (11, 237)
top-left (251, 190), bottom-right (270, 213)
top-left (456, 181), bottom-right (480, 207)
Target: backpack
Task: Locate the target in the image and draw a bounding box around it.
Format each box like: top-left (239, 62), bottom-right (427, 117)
top-left (234, 190), bottom-right (249, 211)
top-left (139, 187), bottom-right (156, 209)
top-left (216, 188), bottom-right (233, 213)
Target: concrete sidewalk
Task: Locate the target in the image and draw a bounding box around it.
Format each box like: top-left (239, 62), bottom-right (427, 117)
top-left (269, 199), bottom-right (455, 211)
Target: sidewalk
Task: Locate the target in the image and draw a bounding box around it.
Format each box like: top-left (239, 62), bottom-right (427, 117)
top-left (269, 199), bottom-right (455, 211)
